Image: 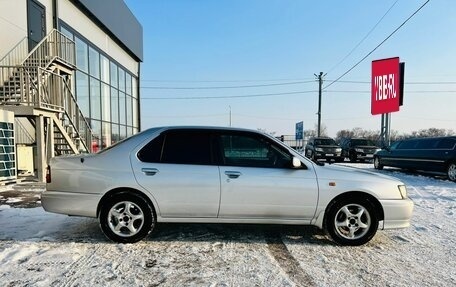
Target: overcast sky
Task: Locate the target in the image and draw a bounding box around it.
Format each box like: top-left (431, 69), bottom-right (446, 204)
top-left (125, 0), bottom-right (455, 137)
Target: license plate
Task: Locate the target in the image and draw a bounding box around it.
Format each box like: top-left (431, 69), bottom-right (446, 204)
top-left (326, 154), bottom-right (334, 156)
top-left (366, 154), bottom-right (373, 158)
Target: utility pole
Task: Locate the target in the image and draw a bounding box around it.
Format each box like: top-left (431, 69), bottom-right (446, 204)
top-left (314, 72), bottom-right (325, 137)
top-left (229, 105), bottom-right (232, 127)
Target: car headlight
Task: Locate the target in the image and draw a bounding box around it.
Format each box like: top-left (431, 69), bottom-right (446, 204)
top-left (398, 185), bottom-right (408, 199)
top-left (355, 148), bottom-right (364, 153)
top-left (336, 148), bottom-right (342, 152)
top-left (315, 148), bottom-right (323, 152)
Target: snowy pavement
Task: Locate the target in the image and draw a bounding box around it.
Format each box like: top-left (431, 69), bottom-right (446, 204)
top-left (0, 164), bottom-right (455, 286)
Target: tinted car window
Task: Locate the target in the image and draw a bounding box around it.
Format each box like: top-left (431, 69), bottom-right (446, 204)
top-left (415, 139), bottom-right (438, 149)
top-left (137, 133), bottom-right (164, 163)
top-left (398, 140), bottom-right (418, 149)
top-left (138, 130), bottom-right (213, 165)
top-left (220, 134), bottom-right (291, 168)
top-left (161, 131), bottom-right (212, 165)
top-left (437, 138), bottom-right (456, 149)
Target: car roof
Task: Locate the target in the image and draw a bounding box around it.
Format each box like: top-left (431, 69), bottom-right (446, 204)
top-left (400, 136), bottom-right (456, 141)
top-left (141, 126), bottom-right (270, 135)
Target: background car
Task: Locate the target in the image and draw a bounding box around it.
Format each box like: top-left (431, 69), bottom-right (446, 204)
top-left (374, 136), bottom-right (456, 182)
top-left (42, 126), bottom-right (413, 246)
top-left (305, 137), bottom-right (344, 162)
top-left (340, 138), bottom-right (380, 162)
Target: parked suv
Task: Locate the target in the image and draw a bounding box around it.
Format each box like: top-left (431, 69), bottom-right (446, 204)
top-left (374, 136), bottom-right (456, 182)
top-left (340, 138), bottom-right (380, 162)
top-left (305, 137), bottom-right (343, 162)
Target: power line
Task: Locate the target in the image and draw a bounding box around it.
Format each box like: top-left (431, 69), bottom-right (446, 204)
top-left (323, 0), bottom-right (431, 90)
top-left (141, 90), bottom-right (317, 100)
top-left (141, 78), bottom-right (315, 83)
top-left (139, 79), bottom-right (456, 89)
top-left (140, 80), bottom-right (316, 90)
top-left (141, 89), bottom-right (455, 101)
top-left (327, 0), bottom-right (400, 74)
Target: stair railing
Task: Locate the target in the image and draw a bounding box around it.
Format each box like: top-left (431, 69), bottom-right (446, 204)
top-left (37, 67), bottom-right (92, 152)
top-left (21, 29), bottom-right (75, 69)
top-left (0, 37), bottom-right (28, 66)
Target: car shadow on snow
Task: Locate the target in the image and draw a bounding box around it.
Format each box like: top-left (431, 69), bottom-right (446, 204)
top-left (148, 223), bottom-right (334, 246)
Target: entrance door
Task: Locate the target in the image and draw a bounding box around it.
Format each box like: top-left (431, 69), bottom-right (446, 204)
top-left (27, 0), bottom-right (46, 51)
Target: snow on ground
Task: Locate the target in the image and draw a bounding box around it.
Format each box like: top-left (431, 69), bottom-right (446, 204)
top-left (0, 164), bottom-right (455, 286)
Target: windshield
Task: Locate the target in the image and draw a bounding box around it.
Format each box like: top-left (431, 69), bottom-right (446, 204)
top-left (351, 139), bottom-right (376, 146)
top-left (315, 138), bottom-right (336, 145)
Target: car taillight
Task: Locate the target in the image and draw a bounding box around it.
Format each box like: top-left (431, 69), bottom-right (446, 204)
top-left (46, 165), bottom-right (51, 183)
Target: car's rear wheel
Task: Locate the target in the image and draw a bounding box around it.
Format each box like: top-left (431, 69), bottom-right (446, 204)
top-left (99, 192), bottom-right (155, 243)
top-left (326, 198), bottom-right (378, 246)
top-left (447, 162), bottom-right (456, 182)
top-left (374, 156), bottom-right (383, 170)
top-left (349, 153), bottom-right (357, 163)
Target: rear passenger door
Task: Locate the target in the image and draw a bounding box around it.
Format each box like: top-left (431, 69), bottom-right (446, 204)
top-left (132, 130), bottom-right (221, 218)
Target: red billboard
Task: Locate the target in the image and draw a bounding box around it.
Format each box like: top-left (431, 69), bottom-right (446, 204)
top-left (371, 57), bottom-right (400, 115)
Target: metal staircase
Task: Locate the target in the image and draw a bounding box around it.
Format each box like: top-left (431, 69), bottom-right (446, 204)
top-left (0, 29), bottom-right (93, 156)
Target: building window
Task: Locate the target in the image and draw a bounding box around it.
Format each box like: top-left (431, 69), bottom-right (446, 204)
top-left (75, 37), bottom-right (88, 73)
top-left (126, 73), bottom-right (132, 95)
top-left (126, 95), bottom-right (132, 127)
top-left (60, 23), bottom-right (140, 148)
top-left (91, 120), bottom-right (101, 152)
top-left (101, 83), bottom-right (111, 122)
top-left (89, 47), bottom-right (100, 79)
top-left (76, 71), bottom-right (89, 118)
top-left (90, 77), bottom-right (101, 119)
top-left (111, 87), bottom-right (119, 124)
top-left (119, 92), bottom-right (126, 125)
top-left (110, 62), bottom-right (118, 88)
top-left (102, 122), bottom-right (111, 148)
top-left (119, 69), bottom-right (126, 93)
top-left (100, 55), bottom-right (110, 84)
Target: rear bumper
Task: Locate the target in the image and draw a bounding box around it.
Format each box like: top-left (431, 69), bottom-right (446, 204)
top-left (41, 191), bottom-right (101, 218)
top-left (379, 198), bottom-right (414, 229)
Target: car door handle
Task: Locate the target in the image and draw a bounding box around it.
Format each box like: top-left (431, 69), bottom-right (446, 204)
top-left (225, 171), bottom-right (242, 179)
top-left (141, 168), bottom-right (159, 176)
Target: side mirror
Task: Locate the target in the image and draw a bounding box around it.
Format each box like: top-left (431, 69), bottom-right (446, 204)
top-left (292, 157), bottom-right (302, 168)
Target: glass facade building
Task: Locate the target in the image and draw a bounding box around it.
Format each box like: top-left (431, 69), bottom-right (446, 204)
top-left (60, 24), bottom-right (140, 151)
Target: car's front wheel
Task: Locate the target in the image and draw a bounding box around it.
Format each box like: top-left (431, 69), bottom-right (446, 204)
top-left (374, 156), bottom-right (383, 170)
top-left (99, 192), bottom-right (155, 243)
top-left (447, 162), bottom-right (456, 182)
top-left (326, 198), bottom-right (379, 246)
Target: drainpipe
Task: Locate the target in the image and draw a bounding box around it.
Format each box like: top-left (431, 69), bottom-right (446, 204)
top-left (52, 0), bottom-right (58, 29)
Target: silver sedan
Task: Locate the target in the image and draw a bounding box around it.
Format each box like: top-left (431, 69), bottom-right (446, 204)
top-left (42, 126), bottom-right (413, 245)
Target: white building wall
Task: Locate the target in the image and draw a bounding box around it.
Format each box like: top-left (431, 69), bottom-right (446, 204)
top-left (0, 0), bottom-right (138, 77)
top-left (0, 0), bottom-right (28, 60)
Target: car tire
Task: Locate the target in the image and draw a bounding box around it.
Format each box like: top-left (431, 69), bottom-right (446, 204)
top-left (374, 157), bottom-right (383, 170)
top-left (99, 192), bottom-right (155, 243)
top-left (447, 162), bottom-right (456, 182)
top-left (311, 152), bottom-right (317, 162)
top-left (305, 149), bottom-right (311, 158)
top-left (325, 198), bottom-right (379, 246)
top-left (349, 153), bottom-right (357, 163)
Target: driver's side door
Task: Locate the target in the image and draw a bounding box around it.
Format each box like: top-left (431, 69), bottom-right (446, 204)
top-left (216, 132), bottom-right (319, 221)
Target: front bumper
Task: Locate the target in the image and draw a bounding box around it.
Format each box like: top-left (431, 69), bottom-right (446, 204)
top-left (41, 190), bottom-right (101, 218)
top-left (355, 152), bottom-right (375, 160)
top-left (379, 198), bottom-right (414, 229)
top-left (315, 151), bottom-right (343, 161)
